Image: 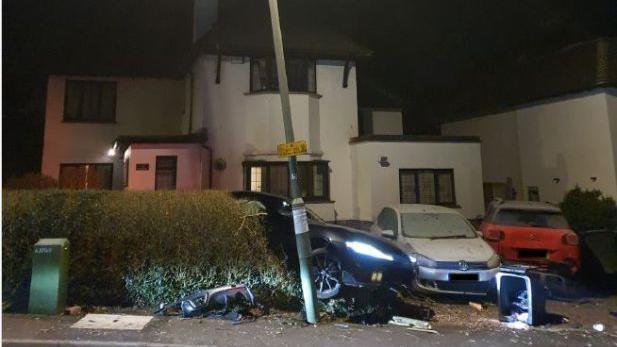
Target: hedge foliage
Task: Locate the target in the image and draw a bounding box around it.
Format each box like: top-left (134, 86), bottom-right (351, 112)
top-left (560, 187), bottom-right (617, 232)
top-left (2, 190), bottom-right (300, 308)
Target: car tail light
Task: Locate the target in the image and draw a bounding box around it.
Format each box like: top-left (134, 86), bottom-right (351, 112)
top-left (562, 233), bottom-right (579, 246)
top-left (485, 229), bottom-right (505, 241)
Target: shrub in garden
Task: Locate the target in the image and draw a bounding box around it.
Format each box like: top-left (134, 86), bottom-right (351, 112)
top-left (2, 190), bottom-right (300, 308)
top-left (560, 187), bottom-right (617, 233)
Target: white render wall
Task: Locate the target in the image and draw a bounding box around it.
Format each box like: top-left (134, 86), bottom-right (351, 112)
top-left (605, 91), bottom-right (617, 191)
top-left (441, 111), bottom-right (523, 196)
top-left (350, 141), bottom-right (485, 220)
top-left (125, 143), bottom-right (208, 191)
top-left (442, 90), bottom-right (617, 203)
top-left (41, 75), bottom-right (186, 189)
top-left (192, 55), bottom-right (358, 219)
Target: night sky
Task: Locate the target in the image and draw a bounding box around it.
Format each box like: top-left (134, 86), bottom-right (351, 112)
top-left (3, 0), bottom-right (616, 179)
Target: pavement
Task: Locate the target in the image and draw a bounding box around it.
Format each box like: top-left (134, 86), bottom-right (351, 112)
top-left (3, 297), bottom-right (617, 347)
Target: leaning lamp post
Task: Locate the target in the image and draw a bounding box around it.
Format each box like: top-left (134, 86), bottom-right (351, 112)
top-left (267, 0), bottom-right (319, 324)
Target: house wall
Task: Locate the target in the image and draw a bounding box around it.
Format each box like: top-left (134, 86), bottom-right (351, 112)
top-left (125, 143), bottom-right (208, 191)
top-left (441, 111), bottom-right (523, 197)
top-left (192, 56), bottom-right (358, 219)
top-left (516, 91), bottom-right (617, 202)
top-left (41, 75), bottom-right (185, 189)
top-left (441, 89), bottom-right (617, 203)
top-left (350, 141), bottom-right (485, 220)
top-left (606, 90), bottom-right (617, 192)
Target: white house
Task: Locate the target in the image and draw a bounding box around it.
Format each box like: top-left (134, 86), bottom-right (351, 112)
top-left (441, 38), bottom-right (617, 205)
top-left (40, 0), bottom-right (485, 221)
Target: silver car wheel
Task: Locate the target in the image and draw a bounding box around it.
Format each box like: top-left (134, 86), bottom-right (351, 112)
top-left (312, 248), bottom-right (342, 299)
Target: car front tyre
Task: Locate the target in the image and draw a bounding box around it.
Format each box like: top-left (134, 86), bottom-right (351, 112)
top-left (311, 247), bottom-right (342, 299)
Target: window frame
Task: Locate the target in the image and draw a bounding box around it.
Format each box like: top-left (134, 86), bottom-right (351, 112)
top-left (124, 159), bottom-right (130, 188)
top-left (249, 57), bottom-right (317, 93)
top-left (243, 160), bottom-right (330, 202)
top-left (155, 156), bottom-right (178, 190)
top-left (63, 80), bottom-right (117, 123)
top-left (399, 169), bottom-right (457, 207)
top-left (58, 163), bottom-right (114, 190)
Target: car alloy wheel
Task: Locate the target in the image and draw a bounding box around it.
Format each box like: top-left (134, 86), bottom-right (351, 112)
top-left (311, 248), bottom-right (342, 299)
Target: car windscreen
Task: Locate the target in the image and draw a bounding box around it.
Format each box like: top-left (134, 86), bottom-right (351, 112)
top-left (278, 200), bottom-right (326, 224)
top-left (401, 213), bottom-right (477, 239)
top-left (494, 209), bottom-right (570, 229)
top-left (306, 207), bottom-right (326, 224)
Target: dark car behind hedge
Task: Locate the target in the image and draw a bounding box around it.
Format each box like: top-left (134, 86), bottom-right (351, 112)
top-left (231, 191), bottom-right (415, 299)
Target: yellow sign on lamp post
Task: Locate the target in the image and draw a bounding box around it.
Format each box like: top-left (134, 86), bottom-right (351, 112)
top-left (277, 140), bottom-right (308, 157)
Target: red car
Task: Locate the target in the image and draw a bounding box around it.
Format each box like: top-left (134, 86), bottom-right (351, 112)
top-left (480, 200), bottom-right (580, 276)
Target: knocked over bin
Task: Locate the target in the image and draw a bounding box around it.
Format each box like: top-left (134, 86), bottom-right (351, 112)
top-left (496, 264), bottom-right (546, 326)
top-left (28, 238), bottom-right (70, 315)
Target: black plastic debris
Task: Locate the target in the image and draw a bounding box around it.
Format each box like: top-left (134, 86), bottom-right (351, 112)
top-left (155, 284), bottom-right (256, 321)
top-left (496, 264), bottom-right (547, 326)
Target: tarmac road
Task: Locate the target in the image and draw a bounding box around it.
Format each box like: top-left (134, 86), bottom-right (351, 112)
top-left (3, 301), bottom-right (617, 347)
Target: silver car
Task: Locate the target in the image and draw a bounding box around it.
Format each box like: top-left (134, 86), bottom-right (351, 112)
top-left (371, 204), bottom-right (500, 295)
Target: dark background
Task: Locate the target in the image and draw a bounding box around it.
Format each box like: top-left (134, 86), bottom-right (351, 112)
top-left (3, 0), bottom-right (616, 179)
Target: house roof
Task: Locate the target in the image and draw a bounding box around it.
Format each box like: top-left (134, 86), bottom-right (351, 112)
top-left (349, 134), bottom-right (480, 144)
top-left (18, 0), bottom-right (194, 79)
top-left (442, 36), bottom-right (617, 122)
top-left (113, 132), bottom-right (207, 152)
top-left (192, 4), bottom-right (372, 61)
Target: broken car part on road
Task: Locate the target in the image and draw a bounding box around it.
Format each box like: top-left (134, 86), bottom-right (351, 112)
top-left (155, 284), bottom-right (256, 321)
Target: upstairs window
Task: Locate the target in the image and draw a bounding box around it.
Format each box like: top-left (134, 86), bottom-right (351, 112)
top-left (244, 161), bottom-right (329, 202)
top-left (250, 58), bottom-right (316, 93)
top-left (64, 80), bottom-right (117, 122)
top-left (400, 169), bottom-right (456, 206)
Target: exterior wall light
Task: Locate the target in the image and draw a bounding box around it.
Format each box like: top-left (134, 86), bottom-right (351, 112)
top-left (107, 142), bottom-right (118, 157)
top-left (552, 178), bottom-right (560, 184)
top-left (590, 177), bottom-right (598, 182)
top-left (378, 156), bottom-right (390, 168)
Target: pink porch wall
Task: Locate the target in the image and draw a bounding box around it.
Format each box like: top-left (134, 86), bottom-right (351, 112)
top-left (125, 143), bottom-right (209, 191)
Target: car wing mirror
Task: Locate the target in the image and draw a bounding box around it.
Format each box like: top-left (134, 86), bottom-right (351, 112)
top-left (381, 229), bottom-right (396, 239)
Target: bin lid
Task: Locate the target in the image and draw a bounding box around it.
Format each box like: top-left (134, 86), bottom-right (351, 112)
top-left (34, 238), bottom-right (69, 247)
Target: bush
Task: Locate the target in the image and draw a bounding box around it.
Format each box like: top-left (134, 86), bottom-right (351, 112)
top-left (2, 190), bottom-right (300, 308)
top-left (560, 187), bottom-right (617, 232)
top-left (5, 173), bottom-right (58, 190)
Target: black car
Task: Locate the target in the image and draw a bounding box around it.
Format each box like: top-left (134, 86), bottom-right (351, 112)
top-left (231, 191), bottom-right (414, 299)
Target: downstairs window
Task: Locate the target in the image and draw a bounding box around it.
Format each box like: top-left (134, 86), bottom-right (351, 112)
top-left (59, 163), bottom-right (113, 189)
top-left (399, 169), bottom-right (456, 206)
top-left (244, 161), bottom-right (329, 202)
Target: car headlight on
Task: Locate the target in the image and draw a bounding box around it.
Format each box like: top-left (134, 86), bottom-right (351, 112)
top-left (408, 253), bottom-right (438, 268)
top-left (345, 241), bottom-right (393, 261)
top-left (486, 253), bottom-right (501, 269)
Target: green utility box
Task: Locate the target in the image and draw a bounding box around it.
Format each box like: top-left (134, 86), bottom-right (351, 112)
top-left (28, 238), bottom-right (70, 315)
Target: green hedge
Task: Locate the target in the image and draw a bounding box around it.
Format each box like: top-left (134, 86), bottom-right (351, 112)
top-left (2, 190), bottom-right (300, 308)
top-left (560, 187), bottom-right (617, 232)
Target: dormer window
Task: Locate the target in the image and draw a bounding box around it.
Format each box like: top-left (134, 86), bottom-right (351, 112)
top-left (250, 58), bottom-right (316, 93)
